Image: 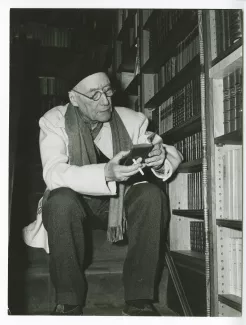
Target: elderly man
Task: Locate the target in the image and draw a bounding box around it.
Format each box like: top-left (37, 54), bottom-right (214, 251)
top-left (23, 66), bottom-right (182, 316)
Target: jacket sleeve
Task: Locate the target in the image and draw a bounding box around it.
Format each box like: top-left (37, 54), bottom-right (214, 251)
top-left (137, 113), bottom-right (183, 181)
top-left (39, 116), bottom-right (116, 196)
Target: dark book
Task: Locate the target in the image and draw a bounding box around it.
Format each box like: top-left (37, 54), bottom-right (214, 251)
top-left (223, 74), bottom-right (231, 134)
top-left (230, 10), bottom-right (243, 44)
top-left (229, 72), bottom-right (236, 132)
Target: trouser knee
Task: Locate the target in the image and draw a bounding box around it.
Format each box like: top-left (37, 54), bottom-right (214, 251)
top-left (42, 187), bottom-right (86, 230)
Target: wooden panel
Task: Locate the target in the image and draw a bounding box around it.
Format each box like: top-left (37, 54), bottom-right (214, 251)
top-left (218, 294), bottom-right (242, 313)
top-left (217, 227), bottom-right (242, 296)
top-left (167, 264), bottom-right (206, 316)
top-left (209, 10), bottom-right (217, 61)
top-left (209, 46), bottom-right (242, 79)
top-left (218, 301), bottom-right (241, 316)
top-left (177, 158), bottom-right (202, 173)
top-left (212, 79), bottom-right (224, 138)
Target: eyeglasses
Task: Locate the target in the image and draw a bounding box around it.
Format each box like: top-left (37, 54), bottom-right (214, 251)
top-left (72, 87), bottom-right (115, 101)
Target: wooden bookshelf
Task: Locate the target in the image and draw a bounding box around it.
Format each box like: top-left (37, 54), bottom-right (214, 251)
top-left (141, 10), bottom-right (198, 73)
top-left (117, 10), bottom-right (136, 41)
top-left (209, 45), bottom-right (242, 79)
top-left (172, 209), bottom-right (204, 219)
top-left (218, 294), bottom-right (242, 312)
top-left (142, 10), bottom-right (155, 30)
top-left (216, 219), bottom-right (242, 230)
top-left (211, 39), bottom-right (242, 69)
top-left (171, 250), bottom-right (205, 275)
top-left (144, 55), bottom-right (201, 108)
top-left (161, 114), bottom-right (201, 144)
top-left (204, 9), bottom-right (243, 317)
top-left (214, 129), bottom-right (242, 145)
top-left (124, 73), bottom-right (139, 95)
top-left (178, 158), bottom-right (202, 173)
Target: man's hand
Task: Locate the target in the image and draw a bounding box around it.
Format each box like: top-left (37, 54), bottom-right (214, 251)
top-left (145, 143), bottom-right (166, 170)
top-left (105, 151), bottom-right (143, 182)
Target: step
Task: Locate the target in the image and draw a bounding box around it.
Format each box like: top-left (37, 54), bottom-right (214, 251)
top-left (10, 264), bottom-right (171, 315)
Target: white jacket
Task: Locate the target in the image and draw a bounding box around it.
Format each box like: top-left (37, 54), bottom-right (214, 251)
top-left (23, 104), bottom-right (183, 253)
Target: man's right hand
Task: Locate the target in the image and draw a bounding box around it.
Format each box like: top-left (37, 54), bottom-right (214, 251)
top-left (104, 151), bottom-right (143, 182)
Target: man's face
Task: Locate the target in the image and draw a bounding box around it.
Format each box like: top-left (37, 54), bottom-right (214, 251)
top-left (71, 72), bottom-right (113, 123)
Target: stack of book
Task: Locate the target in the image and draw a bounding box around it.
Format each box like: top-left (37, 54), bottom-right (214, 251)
top-left (188, 172), bottom-right (203, 209)
top-left (215, 9), bottom-right (242, 58)
top-left (156, 75), bottom-right (201, 134)
top-left (228, 237), bottom-right (242, 297)
top-left (173, 75), bottom-right (201, 127)
top-left (223, 68), bottom-right (243, 134)
top-left (11, 22), bottom-right (73, 48)
top-left (222, 147), bottom-right (242, 220)
top-left (151, 26), bottom-right (199, 93)
top-left (174, 131), bottom-right (202, 162)
top-left (149, 10), bottom-right (184, 56)
top-left (176, 25), bottom-right (199, 73)
top-left (190, 221), bottom-right (205, 253)
top-left (39, 77), bottom-right (68, 96)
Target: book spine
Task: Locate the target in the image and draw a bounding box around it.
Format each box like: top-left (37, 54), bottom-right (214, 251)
top-left (223, 75), bottom-right (231, 134)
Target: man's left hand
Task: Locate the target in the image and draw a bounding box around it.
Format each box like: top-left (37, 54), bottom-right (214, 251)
top-left (145, 143), bottom-right (166, 170)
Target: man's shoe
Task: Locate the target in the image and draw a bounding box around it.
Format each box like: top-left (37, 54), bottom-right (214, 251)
top-left (51, 304), bottom-right (83, 315)
top-left (122, 303), bottom-right (161, 316)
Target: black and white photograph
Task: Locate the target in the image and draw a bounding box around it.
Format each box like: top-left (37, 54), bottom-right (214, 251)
top-left (6, 2), bottom-right (244, 320)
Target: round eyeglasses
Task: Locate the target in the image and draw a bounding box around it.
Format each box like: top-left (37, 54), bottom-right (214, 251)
top-left (72, 88), bottom-right (115, 101)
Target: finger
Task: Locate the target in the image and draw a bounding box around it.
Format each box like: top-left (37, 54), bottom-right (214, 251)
top-left (118, 163), bottom-right (142, 173)
top-left (122, 168), bottom-right (143, 177)
top-left (113, 150), bottom-right (131, 163)
top-left (145, 155), bottom-right (164, 164)
top-left (148, 149), bottom-right (162, 157)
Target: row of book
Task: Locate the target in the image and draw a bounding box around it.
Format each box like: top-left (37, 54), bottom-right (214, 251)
top-left (11, 23), bottom-right (73, 48)
top-left (149, 10), bottom-right (185, 55)
top-left (39, 77), bottom-right (68, 96)
top-left (228, 237), bottom-right (242, 297)
top-left (222, 148), bottom-right (242, 220)
top-left (190, 221), bottom-right (205, 253)
top-left (223, 68), bottom-right (243, 134)
top-left (116, 9), bottom-right (136, 36)
top-left (215, 10), bottom-right (243, 58)
top-left (152, 28), bottom-right (199, 92)
top-left (174, 132), bottom-right (202, 162)
top-left (188, 172), bottom-right (203, 210)
top-left (151, 76), bottom-right (201, 134)
top-left (142, 9), bottom-right (154, 27)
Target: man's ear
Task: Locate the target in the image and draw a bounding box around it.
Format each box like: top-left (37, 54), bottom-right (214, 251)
top-left (68, 91), bottom-right (78, 107)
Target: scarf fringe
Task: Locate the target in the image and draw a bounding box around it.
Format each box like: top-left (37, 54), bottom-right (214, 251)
top-left (107, 217), bottom-right (127, 243)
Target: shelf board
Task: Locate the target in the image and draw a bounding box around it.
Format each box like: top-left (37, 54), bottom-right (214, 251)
top-left (216, 219), bottom-right (242, 231)
top-left (143, 10), bottom-right (156, 30)
top-left (117, 10), bottom-right (136, 41)
top-left (161, 114), bottom-right (201, 144)
top-left (209, 45), bottom-right (242, 79)
top-left (177, 158), bottom-right (202, 173)
top-left (144, 55), bottom-right (201, 108)
top-left (170, 250), bottom-right (205, 274)
top-left (214, 129), bottom-right (242, 145)
top-left (211, 38), bottom-right (242, 70)
top-left (124, 74), bottom-right (140, 95)
top-left (141, 11), bottom-right (198, 74)
top-left (218, 294), bottom-right (242, 312)
top-left (172, 209), bottom-right (204, 219)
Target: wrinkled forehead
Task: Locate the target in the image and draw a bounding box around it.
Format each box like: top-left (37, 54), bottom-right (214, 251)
top-left (75, 72), bottom-right (110, 93)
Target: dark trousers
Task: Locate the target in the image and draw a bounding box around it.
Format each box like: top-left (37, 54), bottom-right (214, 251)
top-left (42, 183), bottom-right (170, 305)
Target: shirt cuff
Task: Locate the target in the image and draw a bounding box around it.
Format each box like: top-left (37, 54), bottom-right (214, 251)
top-left (151, 159), bottom-right (173, 181)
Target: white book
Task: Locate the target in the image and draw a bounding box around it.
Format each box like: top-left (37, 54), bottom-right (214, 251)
top-left (228, 238), bottom-right (237, 295)
top-left (235, 238), bottom-right (242, 297)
